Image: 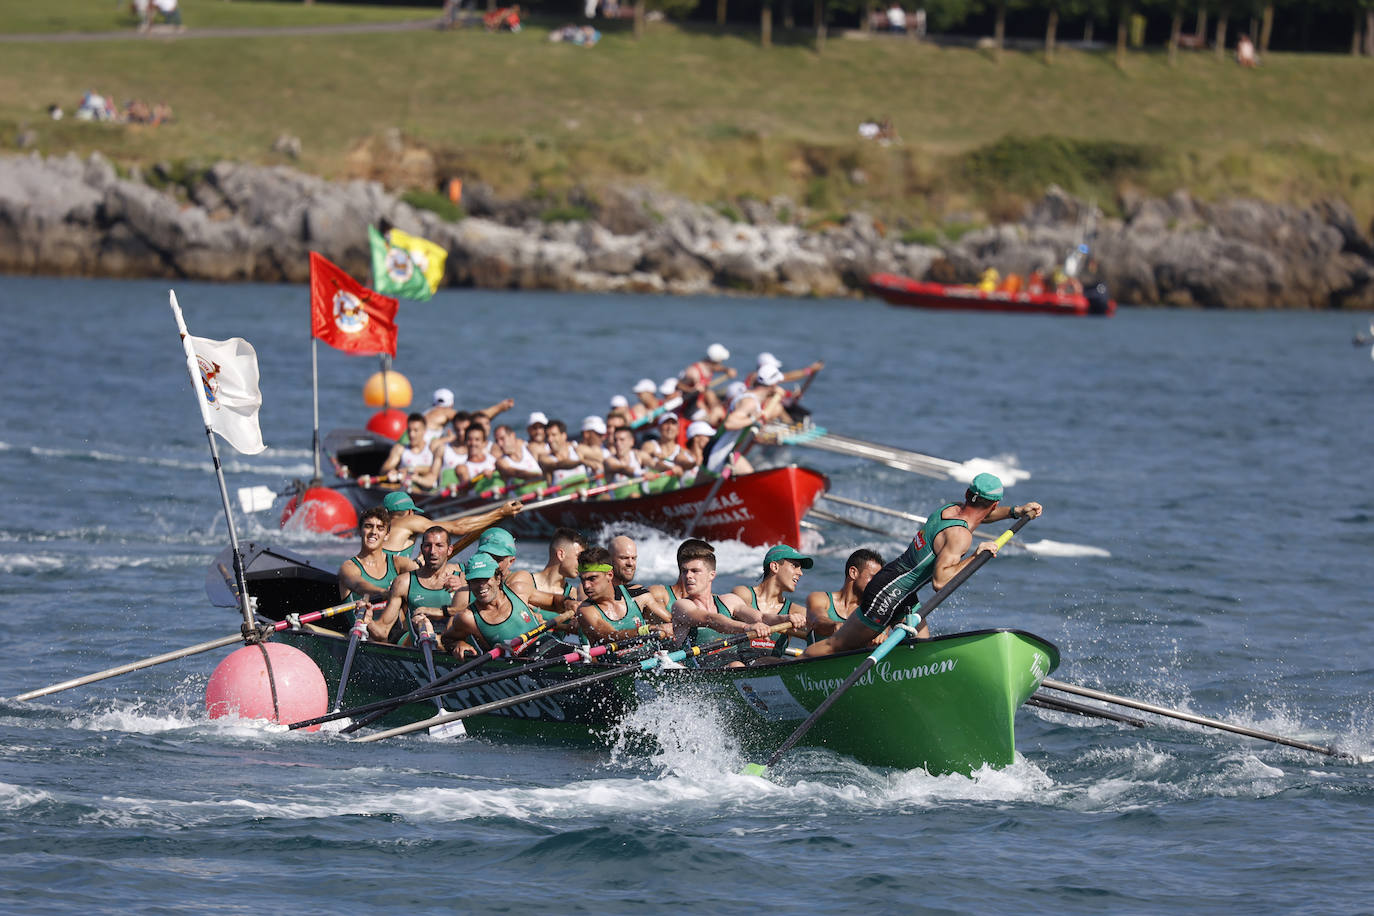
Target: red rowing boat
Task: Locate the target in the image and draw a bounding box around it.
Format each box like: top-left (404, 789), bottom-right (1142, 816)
top-left (503, 465), bottom-right (829, 547)
top-left (869, 272), bottom-right (1115, 317)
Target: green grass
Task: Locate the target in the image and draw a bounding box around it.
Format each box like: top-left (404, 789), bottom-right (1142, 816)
top-left (3, 11), bottom-right (1373, 227)
top-left (0, 0), bottom-right (437, 34)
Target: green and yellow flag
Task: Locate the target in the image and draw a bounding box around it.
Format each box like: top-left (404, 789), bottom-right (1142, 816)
top-left (368, 225), bottom-right (430, 301)
top-left (389, 227), bottom-right (448, 296)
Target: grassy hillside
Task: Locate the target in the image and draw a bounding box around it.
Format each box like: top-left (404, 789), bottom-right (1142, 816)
top-left (5, 0), bottom-right (1374, 230)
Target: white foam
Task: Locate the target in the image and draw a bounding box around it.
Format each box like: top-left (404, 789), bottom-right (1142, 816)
top-left (0, 781), bottom-right (52, 812)
top-left (1021, 539), bottom-right (1112, 558)
top-left (947, 455), bottom-right (1031, 486)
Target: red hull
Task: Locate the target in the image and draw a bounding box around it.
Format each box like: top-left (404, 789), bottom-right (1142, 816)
top-left (506, 466), bottom-right (829, 547)
top-left (869, 272), bottom-right (1115, 316)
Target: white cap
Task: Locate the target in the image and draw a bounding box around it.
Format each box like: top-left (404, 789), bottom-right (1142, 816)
top-left (758, 364), bottom-right (785, 386)
top-left (527, 411), bottom-right (548, 427)
top-left (726, 381), bottom-right (748, 401)
top-left (609, 394), bottom-right (629, 409)
top-left (659, 377), bottom-right (678, 397)
top-left (706, 343), bottom-right (730, 363)
top-left (686, 420), bottom-right (716, 439)
top-left (757, 351), bottom-right (781, 368)
top-left (657, 412), bottom-right (679, 426)
top-left (432, 387), bottom-right (455, 407)
top-left (633, 378), bottom-right (657, 394)
top-left (582, 415), bottom-right (608, 435)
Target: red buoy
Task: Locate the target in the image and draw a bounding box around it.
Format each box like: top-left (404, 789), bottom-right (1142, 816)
top-left (365, 408), bottom-right (408, 441)
top-left (205, 642), bottom-right (328, 731)
top-left (281, 486), bottom-right (358, 536)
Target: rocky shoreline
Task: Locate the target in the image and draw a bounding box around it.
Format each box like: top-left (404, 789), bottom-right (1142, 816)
top-left (2, 152), bottom-right (1372, 308)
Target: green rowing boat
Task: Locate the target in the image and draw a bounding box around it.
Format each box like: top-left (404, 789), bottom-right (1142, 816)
top-left (278, 627), bottom-right (1059, 775)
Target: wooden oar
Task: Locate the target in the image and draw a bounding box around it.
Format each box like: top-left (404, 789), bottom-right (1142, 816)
top-left (684, 427), bottom-right (756, 537)
top-left (351, 623), bottom-right (792, 744)
top-left (1039, 678), bottom-right (1374, 763)
top-left (1026, 693), bottom-right (1145, 728)
top-left (290, 610), bottom-right (578, 732)
top-left (760, 423), bottom-right (959, 479)
top-left (11, 599), bottom-right (366, 702)
top-left (743, 517), bottom-right (1031, 776)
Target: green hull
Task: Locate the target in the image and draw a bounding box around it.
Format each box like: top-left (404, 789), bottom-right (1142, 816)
top-left (279, 628), bottom-right (1059, 775)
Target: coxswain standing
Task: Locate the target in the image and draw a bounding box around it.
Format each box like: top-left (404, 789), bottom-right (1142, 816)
top-left (804, 473), bottom-right (1041, 657)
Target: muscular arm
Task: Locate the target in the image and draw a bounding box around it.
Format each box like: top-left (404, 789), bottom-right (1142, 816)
top-left (805, 590), bottom-right (837, 639)
top-left (380, 443), bottom-right (406, 474)
top-left (930, 527), bottom-right (977, 591)
top-left (370, 574), bottom-right (410, 642)
top-left (475, 398), bottom-right (515, 421)
top-left (440, 501), bottom-right (523, 553)
top-left (671, 595), bottom-right (770, 640)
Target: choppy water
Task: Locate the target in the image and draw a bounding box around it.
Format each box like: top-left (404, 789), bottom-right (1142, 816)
top-left (2, 275), bottom-right (1372, 914)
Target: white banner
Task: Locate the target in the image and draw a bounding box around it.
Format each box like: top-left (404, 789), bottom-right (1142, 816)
top-left (188, 334), bottom-right (265, 455)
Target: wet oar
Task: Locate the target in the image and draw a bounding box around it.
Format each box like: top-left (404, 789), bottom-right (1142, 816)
top-left (290, 610), bottom-right (578, 732)
top-left (743, 516), bottom-right (1031, 776)
top-left (1026, 693), bottom-right (1145, 728)
top-left (331, 613), bottom-right (370, 712)
top-left (1039, 678), bottom-right (1374, 763)
top-left (12, 599), bottom-right (365, 702)
top-left (818, 494), bottom-right (1001, 543)
top-left (337, 628), bottom-right (658, 734)
top-left (352, 623), bottom-right (792, 744)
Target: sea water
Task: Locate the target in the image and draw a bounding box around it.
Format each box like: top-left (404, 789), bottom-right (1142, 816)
top-left (1, 275), bottom-right (1372, 914)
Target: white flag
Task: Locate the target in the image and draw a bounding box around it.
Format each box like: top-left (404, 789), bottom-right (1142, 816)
top-left (189, 335), bottom-right (266, 455)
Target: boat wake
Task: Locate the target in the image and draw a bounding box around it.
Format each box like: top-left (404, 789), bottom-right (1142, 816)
top-left (1021, 539), bottom-right (1112, 558)
top-left (947, 455), bottom-right (1031, 486)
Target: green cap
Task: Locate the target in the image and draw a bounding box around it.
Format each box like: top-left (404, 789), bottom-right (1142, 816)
top-left (382, 491), bottom-right (422, 514)
top-left (763, 544), bottom-right (813, 572)
top-left (475, 527), bottom-right (516, 558)
top-left (968, 472), bottom-right (1004, 502)
top-left (464, 552), bottom-right (500, 580)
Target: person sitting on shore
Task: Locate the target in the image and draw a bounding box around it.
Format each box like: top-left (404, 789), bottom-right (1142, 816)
top-left (483, 4), bottom-right (522, 31)
top-left (804, 548), bottom-right (884, 644)
top-left (575, 546), bottom-right (670, 644)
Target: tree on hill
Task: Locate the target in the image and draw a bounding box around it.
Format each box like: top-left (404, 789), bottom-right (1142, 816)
top-left (1042, 0), bottom-right (1098, 61)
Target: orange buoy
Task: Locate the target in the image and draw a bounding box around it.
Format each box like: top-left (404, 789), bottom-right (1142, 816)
top-left (362, 370), bottom-right (412, 408)
top-left (205, 642), bottom-right (328, 731)
top-left (365, 408), bottom-right (408, 441)
top-left (281, 486), bottom-right (358, 536)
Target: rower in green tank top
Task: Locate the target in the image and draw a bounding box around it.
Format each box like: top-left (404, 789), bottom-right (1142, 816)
top-left (804, 474), bottom-right (1043, 658)
top-left (337, 506), bottom-right (419, 626)
top-left (803, 547), bottom-right (885, 645)
top-left (668, 552), bottom-right (786, 668)
top-left (573, 547), bottom-right (667, 645)
top-left (440, 552), bottom-right (570, 655)
top-left (370, 525), bottom-right (462, 646)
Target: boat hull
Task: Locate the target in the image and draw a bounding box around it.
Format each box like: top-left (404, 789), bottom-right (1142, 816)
top-left (328, 465), bottom-right (829, 548)
top-left (279, 627), bottom-right (1059, 774)
top-left (870, 272), bottom-right (1116, 316)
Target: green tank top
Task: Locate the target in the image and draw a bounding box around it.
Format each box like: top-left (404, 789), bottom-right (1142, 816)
top-left (588, 585), bottom-right (647, 636)
top-left (743, 585), bottom-right (796, 654)
top-left (893, 503), bottom-right (970, 591)
top-left (688, 595), bottom-right (736, 647)
top-left (807, 591), bottom-right (845, 645)
top-left (398, 569), bottom-right (453, 645)
top-left (472, 584), bottom-right (541, 649)
top-left (346, 553), bottom-right (398, 624)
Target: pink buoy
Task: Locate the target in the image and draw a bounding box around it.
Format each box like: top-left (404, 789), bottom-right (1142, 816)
top-left (280, 486), bottom-right (358, 536)
top-left (365, 408), bottom-right (408, 441)
top-left (205, 642), bottom-right (328, 731)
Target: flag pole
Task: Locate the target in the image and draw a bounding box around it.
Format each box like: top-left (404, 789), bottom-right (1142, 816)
top-left (169, 290), bottom-right (259, 641)
top-left (311, 337), bottom-right (322, 485)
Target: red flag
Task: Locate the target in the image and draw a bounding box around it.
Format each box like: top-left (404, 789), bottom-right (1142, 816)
top-left (310, 252), bottom-right (399, 357)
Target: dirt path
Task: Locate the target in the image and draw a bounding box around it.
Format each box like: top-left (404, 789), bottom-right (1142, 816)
top-left (0, 18), bottom-right (448, 43)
